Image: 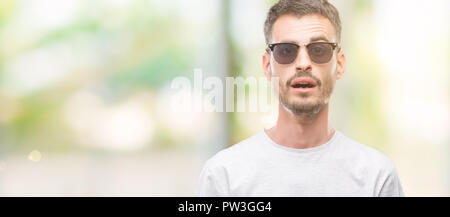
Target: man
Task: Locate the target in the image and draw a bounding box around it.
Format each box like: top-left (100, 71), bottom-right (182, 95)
top-left (197, 0), bottom-right (404, 197)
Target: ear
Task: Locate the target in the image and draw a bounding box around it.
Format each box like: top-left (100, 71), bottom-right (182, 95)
top-left (336, 49), bottom-right (346, 80)
top-left (263, 51), bottom-right (272, 81)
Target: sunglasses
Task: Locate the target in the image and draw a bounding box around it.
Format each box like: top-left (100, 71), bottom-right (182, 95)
top-left (267, 42), bottom-right (339, 65)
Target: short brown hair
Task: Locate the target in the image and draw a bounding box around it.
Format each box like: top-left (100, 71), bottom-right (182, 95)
top-left (264, 0), bottom-right (342, 45)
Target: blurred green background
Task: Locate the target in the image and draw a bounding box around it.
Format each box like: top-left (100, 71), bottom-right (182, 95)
top-left (0, 0), bottom-right (448, 196)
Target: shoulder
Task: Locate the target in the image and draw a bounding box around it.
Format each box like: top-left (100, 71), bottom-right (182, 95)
top-left (203, 131), bottom-right (264, 170)
top-left (336, 132), bottom-right (403, 196)
top-left (197, 132), bottom-right (264, 196)
top-left (336, 131), bottom-right (396, 172)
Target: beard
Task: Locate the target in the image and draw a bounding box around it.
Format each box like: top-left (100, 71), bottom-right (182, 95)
top-left (279, 70), bottom-right (334, 118)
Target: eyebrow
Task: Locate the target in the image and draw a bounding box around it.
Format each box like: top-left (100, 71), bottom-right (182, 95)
top-left (278, 36), bottom-right (330, 44)
top-left (279, 40), bottom-right (298, 44)
top-left (310, 36), bottom-right (330, 43)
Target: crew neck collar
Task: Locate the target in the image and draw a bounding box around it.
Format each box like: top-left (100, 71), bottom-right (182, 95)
top-left (261, 129), bottom-right (340, 154)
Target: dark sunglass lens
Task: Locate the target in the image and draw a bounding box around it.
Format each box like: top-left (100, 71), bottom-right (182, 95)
top-left (308, 43), bottom-right (333, 64)
top-left (273, 44), bottom-right (298, 64)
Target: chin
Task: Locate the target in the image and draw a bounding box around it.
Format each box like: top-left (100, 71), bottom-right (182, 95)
top-left (291, 94), bottom-right (318, 102)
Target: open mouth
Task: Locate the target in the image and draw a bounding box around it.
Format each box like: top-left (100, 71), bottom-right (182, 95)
top-left (289, 77), bottom-right (318, 93)
top-left (292, 83), bottom-right (316, 88)
top-left (290, 77), bottom-right (317, 88)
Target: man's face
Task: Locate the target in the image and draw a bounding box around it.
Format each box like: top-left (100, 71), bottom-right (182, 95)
top-left (263, 14), bottom-right (345, 116)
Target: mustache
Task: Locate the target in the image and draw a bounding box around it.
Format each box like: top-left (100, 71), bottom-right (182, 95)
top-left (286, 71), bottom-right (322, 87)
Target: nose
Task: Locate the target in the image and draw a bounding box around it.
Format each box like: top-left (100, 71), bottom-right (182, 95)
top-left (295, 46), bottom-right (312, 72)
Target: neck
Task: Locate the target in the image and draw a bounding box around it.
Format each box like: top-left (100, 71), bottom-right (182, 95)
top-left (265, 103), bottom-right (335, 149)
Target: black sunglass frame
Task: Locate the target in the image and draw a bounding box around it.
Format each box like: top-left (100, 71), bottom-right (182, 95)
top-left (267, 42), bottom-right (340, 64)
